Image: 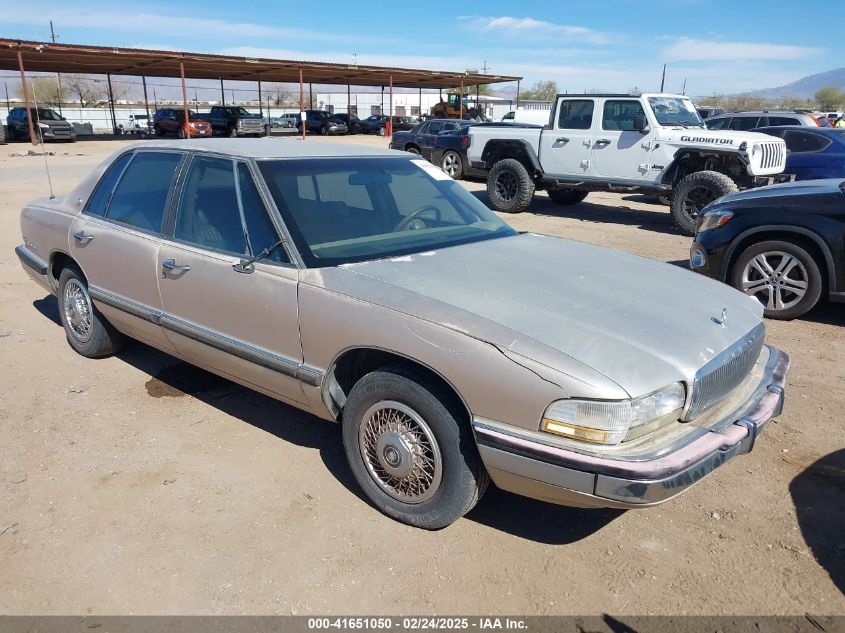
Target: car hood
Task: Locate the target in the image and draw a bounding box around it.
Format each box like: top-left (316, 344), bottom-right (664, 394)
top-left (658, 127), bottom-right (775, 150)
top-left (330, 233), bottom-right (764, 397)
top-left (715, 178), bottom-right (845, 204)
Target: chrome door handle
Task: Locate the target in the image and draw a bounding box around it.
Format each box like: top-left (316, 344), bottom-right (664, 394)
top-left (595, 139), bottom-right (611, 145)
top-left (162, 259), bottom-right (191, 272)
top-left (72, 230), bottom-right (94, 243)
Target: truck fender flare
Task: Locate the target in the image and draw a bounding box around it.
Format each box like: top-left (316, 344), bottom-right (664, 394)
top-left (480, 139), bottom-right (543, 174)
top-left (660, 148), bottom-right (743, 186)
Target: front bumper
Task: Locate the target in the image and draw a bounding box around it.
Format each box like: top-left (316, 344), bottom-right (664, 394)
top-left (473, 346), bottom-right (789, 509)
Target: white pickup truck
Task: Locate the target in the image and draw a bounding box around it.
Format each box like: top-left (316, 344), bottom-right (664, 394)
top-left (467, 92), bottom-right (788, 233)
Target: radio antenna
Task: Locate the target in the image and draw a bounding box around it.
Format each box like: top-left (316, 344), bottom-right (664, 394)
top-left (30, 86), bottom-right (55, 199)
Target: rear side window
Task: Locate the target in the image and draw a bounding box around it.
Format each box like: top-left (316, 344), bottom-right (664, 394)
top-left (783, 132), bottom-right (831, 153)
top-left (237, 163), bottom-right (288, 263)
top-left (558, 100), bottom-right (594, 129)
top-left (706, 117), bottom-right (729, 130)
top-left (767, 116), bottom-right (800, 126)
top-left (85, 153), bottom-right (132, 217)
top-left (427, 121), bottom-right (444, 134)
top-left (106, 152), bottom-right (182, 233)
top-left (175, 156), bottom-right (246, 254)
top-left (729, 116), bottom-right (760, 131)
top-left (602, 100), bottom-right (646, 131)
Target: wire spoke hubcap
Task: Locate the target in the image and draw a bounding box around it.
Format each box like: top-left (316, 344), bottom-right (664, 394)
top-left (358, 401), bottom-right (442, 504)
top-left (741, 251), bottom-right (808, 311)
top-left (63, 278), bottom-right (93, 343)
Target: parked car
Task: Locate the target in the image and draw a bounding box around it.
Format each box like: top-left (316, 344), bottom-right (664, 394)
top-left (120, 114), bottom-right (152, 135)
top-left (332, 113), bottom-right (364, 134)
top-left (467, 92), bottom-right (787, 234)
top-left (696, 107), bottom-right (725, 119)
top-left (0, 122), bottom-right (5, 145)
top-left (359, 115), bottom-right (389, 135)
top-left (706, 111), bottom-right (825, 131)
top-left (278, 113), bottom-right (299, 128)
top-left (430, 124), bottom-right (485, 180)
top-left (691, 178), bottom-right (845, 319)
top-left (16, 139), bottom-right (789, 528)
top-left (296, 110), bottom-right (348, 135)
top-left (754, 126), bottom-right (845, 181)
top-left (501, 111), bottom-right (515, 122)
top-left (152, 108), bottom-right (212, 138)
top-left (6, 107), bottom-right (76, 142)
top-left (201, 105), bottom-right (264, 137)
top-left (388, 119), bottom-right (472, 160)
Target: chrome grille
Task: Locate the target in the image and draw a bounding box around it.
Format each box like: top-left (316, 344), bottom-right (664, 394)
top-left (684, 325), bottom-right (765, 420)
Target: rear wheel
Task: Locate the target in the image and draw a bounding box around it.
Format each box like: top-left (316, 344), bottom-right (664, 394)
top-left (177, 127), bottom-right (187, 139)
top-left (406, 146), bottom-right (421, 155)
top-left (342, 367), bottom-right (489, 529)
top-left (228, 126), bottom-right (238, 138)
top-left (548, 188), bottom-right (588, 205)
top-left (320, 125), bottom-right (328, 136)
top-left (731, 240), bottom-right (823, 320)
top-left (441, 150), bottom-right (463, 179)
top-left (57, 266), bottom-right (124, 358)
top-left (378, 126), bottom-right (386, 137)
top-left (671, 170), bottom-right (738, 235)
top-left (486, 158), bottom-right (535, 213)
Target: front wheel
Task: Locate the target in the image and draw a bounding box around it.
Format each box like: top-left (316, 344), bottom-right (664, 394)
top-left (342, 367), bottom-right (489, 529)
top-left (228, 127), bottom-right (238, 138)
top-left (671, 171), bottom-right (738, 235)
top-left (177, 127), bottom-right (187, 139)
top-left (547, 188), bottom-right (588, 205)
top-left (378, 126), bottom-right (386, 137)
top-left (320, 125), bottom-right (328, 136)
top-left (57, 266), bottom-right (124, 358)
top-left (441, 150), bottom-right (463, 179)
top-left (731, 240), bottom-right (823, 320)
top-left (486, 158), bottom-right (535, 213)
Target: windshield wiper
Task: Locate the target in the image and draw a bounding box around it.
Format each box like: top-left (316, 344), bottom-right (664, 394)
top-left (232, 238), bottom-right (286, 274)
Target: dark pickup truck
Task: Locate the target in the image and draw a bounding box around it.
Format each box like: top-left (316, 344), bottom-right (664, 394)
top-left (202, 106), bottom-right (265, 137)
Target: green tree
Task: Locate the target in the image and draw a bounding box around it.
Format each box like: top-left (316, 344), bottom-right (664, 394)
top-left (814, 86), bottom-right (844, 110)
top-left (519, 80), bottom-right (559, 102)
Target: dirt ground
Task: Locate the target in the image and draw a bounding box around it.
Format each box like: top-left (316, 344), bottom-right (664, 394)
top-left (0, 135), bottom-right (843, 616)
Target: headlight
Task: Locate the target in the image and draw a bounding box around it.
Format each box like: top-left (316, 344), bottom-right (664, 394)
top-left (542, 383), bottom-right (686, 445)
top-left (37, 122), bottom-right (49, 129)
top-left (751, 144), bottom-right (761, 157)
top-left (698, 209), bottom-right (734, 232)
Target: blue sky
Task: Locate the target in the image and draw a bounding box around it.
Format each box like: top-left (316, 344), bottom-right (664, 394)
top-left (0, 0), bottom-right (835, 96)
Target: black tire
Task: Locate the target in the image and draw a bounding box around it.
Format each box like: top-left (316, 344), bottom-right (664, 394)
top-left (154, 125), bottom-right (165, 137)
top-left (378, 126), bottom-right (386, 137)
top-left (6, 125), bottom-right (15, 141)
top-left (228, 126), bottom-right (238, 138)
top-left (342, 366), bottom-right (489, 529)
top-left (671, 170), bottom-right (738, 235)
top-left (177, 127), bottom-right (187, 139)
top-left (320, 125), bottom-right (328, 136)
top-left (656, 193), bottom-right (671, 206)
top-left (441, 150), bottom-right (464, 179)
top-left (547, 188), bottom-right (588, 205)
top-left (57, 266), bottom-right (124, 358)
top-left (486, 158), bottom-right (535, 213)
top-left (731, 240), bottom-right (823, 320)
top-left (406, 146), bottom-right (421, 155)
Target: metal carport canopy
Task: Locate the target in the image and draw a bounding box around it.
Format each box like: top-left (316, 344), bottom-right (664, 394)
top-left (0, 39), bottom-right (520, 88)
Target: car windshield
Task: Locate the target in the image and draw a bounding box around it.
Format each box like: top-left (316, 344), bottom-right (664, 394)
top-left (647, 97), bottom-right (704, 127)
top-left (33, 108), bottom-right (62, 121)
top-left (258, 157), bottom-right (516, 267)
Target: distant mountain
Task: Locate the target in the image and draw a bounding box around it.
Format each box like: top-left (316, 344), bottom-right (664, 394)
top-left (752, 68), bottom-right (845, 99)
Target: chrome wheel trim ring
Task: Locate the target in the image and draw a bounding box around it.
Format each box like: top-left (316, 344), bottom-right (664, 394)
top-left (740, 250), bottom-right (809, 311)
top-left (63, 278), bottom-right (94, 343)
top-left (358, 400), bottom-right (443, 505)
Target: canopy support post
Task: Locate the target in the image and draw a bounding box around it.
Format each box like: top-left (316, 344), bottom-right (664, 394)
top-left (16, 50), bottom-right (36, 145)
top-left (180, 62), bottom-right (191, 139)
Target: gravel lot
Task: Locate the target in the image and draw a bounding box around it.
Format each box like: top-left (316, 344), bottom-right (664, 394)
top-left (1, 135), bottom-right (843, 615)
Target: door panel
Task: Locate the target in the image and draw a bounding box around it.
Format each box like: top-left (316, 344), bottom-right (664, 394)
top-left (157, 243), bottom-right (305, 403)
top-left (539, 99), bottom-right (596, 177)
top-left (590, 98), bottom-right (654, 181)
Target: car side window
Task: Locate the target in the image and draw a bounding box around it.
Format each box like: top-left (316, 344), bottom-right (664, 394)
top-left (105, 152), bottom-right (182, 233)
top-left (602, 100), bottom-right (646, 131)
top-left (706, 117), bottom-right (729, 130)
top-left (417, 122), bottom-right (429, 134)
top-left (84, 152), bottom-right (133, 217)
top-left (729, 116), bottom-right (759, 131)
top-left (783, 131), bottom-right (831, 153)
top-left (558, 100), bottom-right (594, 130)
top-left (428, 121), bottom-right (444, 134)
top-left (236, 163), bottom-right (289, 263)
top-left (768, 116), bottom-right (800, 126)
top-left (175, 155), bottom-right (247, 255)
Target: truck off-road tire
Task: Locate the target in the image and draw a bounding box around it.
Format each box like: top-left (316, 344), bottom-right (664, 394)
top-left (441, 151), bottom-right (463, 179)
top-left (57, 266), bottom-right (124, 358)
top-left (487, 158), bottom-right (535, 214)
top-left (548, 188), bottom-right (588, 205)
top-left (671, 171), bottom-right (738, 235)
top-left (656, 194), bottom-right (671, 206)
top-left (342, 366), bottom-right (490, 529)
top-left (731, 240), bottom-right (823, 320)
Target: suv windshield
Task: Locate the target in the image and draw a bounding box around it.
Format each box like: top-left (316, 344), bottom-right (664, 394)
top-left (258, 157), bottom-right (516, 267)
top-left (647, 97), bottom-right (704, 127)
top-left (33, 108), bottom-right (62, 121)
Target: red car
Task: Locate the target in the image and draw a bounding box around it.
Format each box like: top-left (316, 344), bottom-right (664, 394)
top-left (152, 108), bottom-right (212, 138)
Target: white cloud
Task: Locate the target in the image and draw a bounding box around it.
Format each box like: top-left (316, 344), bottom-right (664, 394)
top-left (663, 38), bottom-right (822, 61)
top-left (459, 16), bottom-right (614, 44)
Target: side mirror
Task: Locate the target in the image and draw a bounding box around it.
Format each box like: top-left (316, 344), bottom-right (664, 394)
top-left (634, 115), bottom-right (649, 134)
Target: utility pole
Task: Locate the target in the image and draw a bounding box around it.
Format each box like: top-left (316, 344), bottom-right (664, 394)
top-left (660, 64), bottom-right (666, 92)
top-left (50, 20), bottom-right (63, 116)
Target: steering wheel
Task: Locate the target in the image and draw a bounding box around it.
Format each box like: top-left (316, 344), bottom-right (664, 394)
top-left (394, 205), bottom-right (442, 232)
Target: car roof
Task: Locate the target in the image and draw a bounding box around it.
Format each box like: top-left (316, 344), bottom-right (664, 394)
top-left (755, 125), bottom-right (845, 136)
top-left (712, 111), bottom-right (812, 117)
top-left (127, 138), bottom-right (407, 159)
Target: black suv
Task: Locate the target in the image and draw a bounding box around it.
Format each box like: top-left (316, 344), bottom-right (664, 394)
top-left (691, 179), bottom-right (845, 319)
top-left (6, 107), bottom-right (76, 142)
